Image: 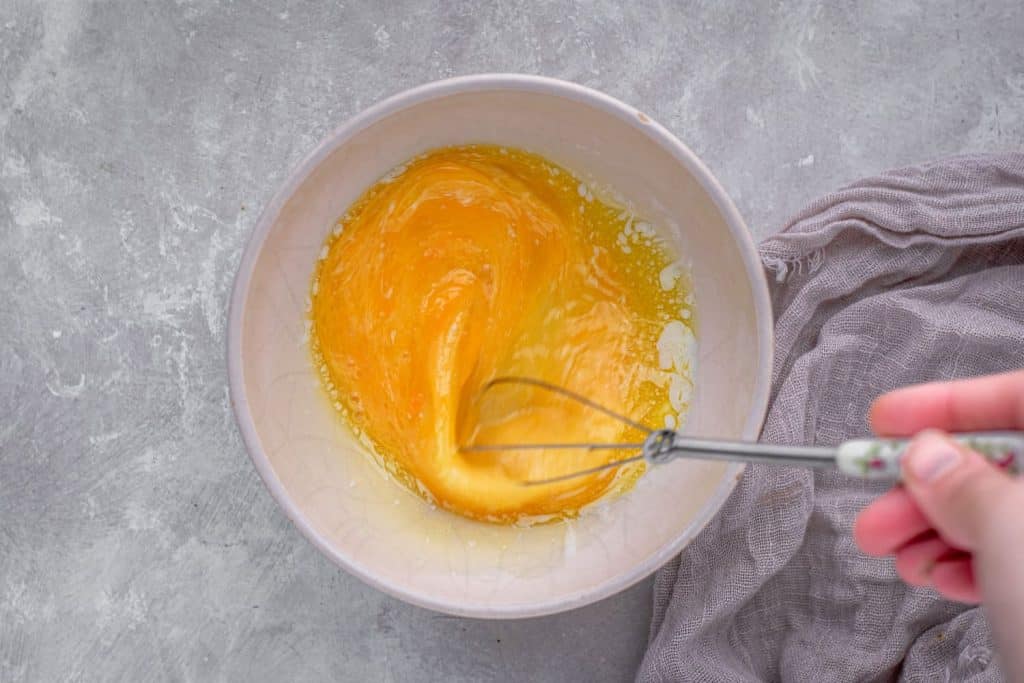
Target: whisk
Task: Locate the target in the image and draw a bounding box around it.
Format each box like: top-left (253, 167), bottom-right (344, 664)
top-left (460, 377), bottom-right (1024, 485)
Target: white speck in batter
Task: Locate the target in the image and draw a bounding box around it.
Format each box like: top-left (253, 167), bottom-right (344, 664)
top-left (659, 263), bottom-right (682, 291)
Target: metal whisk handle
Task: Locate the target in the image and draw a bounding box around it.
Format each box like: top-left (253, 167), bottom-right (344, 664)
top-left (647, 430), bottom-right (837, 470)
top-left (648, 430), bottom-right (1024, 479)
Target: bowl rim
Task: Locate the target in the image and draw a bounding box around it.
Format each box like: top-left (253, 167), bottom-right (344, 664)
top-left (226, 73), bottom-right (774, 618)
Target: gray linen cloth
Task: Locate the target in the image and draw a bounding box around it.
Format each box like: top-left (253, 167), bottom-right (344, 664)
top-left (639, 154), bottom-right (1024, 682)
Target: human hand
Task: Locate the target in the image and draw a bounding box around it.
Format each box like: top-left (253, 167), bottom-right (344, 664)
top-left (853, 370), bottom-right (1024, 679)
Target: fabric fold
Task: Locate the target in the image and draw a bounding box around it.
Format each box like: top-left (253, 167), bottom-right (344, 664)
top-left (640, 154), bottom-right (1024, 682)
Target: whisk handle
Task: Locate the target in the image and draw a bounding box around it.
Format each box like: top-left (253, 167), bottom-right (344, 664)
top-left (836, 432), bottom-right (1024, 479)
top-left (649, 430), bottom-right (836, 469)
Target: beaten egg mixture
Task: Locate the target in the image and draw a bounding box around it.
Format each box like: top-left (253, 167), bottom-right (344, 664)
top-left (311, 145), bottom-right (694, 523)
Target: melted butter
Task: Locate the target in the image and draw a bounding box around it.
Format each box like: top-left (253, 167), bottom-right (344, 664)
top-left (311, 145), bottom-right (694, 523)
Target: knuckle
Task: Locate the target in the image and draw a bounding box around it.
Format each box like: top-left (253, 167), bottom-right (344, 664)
top-left (942, 466), bottom-right (1001, 506)
top-left (938, 465), bottom-right (1017, 538)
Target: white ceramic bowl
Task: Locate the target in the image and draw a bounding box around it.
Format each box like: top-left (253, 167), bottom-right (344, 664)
top-left (228, 74), bottom-right (772, 618)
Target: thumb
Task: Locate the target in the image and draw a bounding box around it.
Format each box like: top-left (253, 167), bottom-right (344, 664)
top-left (901, 429), bottom-right (1020, 551)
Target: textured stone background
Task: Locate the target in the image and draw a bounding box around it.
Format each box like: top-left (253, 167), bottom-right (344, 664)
top-left (2, 1), bottom-right (1023, 680)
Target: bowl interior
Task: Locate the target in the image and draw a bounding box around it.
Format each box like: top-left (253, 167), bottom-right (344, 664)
top-left (233, 79), bottom-right (770, 617)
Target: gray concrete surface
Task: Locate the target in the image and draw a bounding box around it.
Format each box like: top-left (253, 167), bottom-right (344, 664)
top-left (2, 0), bottom-right (1023, 680)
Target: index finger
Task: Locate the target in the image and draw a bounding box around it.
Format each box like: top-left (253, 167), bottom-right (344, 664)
top-left (870, 370), bottom-right (1024, 436)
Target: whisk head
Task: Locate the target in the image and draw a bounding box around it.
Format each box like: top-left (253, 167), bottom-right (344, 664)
top-left (458, 376), bottom-right (655, 485)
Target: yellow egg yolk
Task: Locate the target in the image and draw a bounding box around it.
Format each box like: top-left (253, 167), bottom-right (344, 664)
top-left (311, 145), bottom-right (694, 523)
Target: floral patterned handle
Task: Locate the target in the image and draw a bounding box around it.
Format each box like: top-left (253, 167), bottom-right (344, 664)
top-left (835, 432), bottom-right (1024, 479)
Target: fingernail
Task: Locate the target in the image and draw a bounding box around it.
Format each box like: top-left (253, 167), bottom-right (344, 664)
top-left (905, 431), bottom-right (962, 482)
